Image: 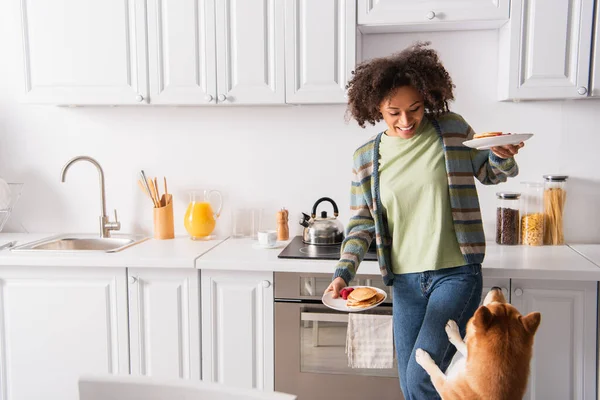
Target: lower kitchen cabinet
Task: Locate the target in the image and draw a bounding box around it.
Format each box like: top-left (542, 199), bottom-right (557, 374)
top-left (201, 270), bottom-right (274, 391)
top-left (0, 267), bottom-right (129, 400)
top-left (510, 279), bottom-right (597, 400)
top-left (128, 268), bottom-right (200, 380)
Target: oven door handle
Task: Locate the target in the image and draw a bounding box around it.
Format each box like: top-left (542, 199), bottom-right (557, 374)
top-left (300, 311), bottom-right (349, 323)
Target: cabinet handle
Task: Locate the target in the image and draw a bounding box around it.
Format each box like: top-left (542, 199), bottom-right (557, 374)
top-left (577, 86), bottom-right (588, 95)
top-left (135, 94), bottom-right (144, 102)
top-left (205, 94), bottom-right (214, 103)
top-left (426, 11), bottom-right (436, 20)
top-left (129, 276), bottom-right (137, 284)
top-left (514, 288), bottom-right (523, 297)
top-left (217, 94), bottom-right (227, 102)
top-left (262, 280), bottom-right (271, 288)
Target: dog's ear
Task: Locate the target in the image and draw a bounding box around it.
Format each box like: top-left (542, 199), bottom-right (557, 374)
top-left (473, 306), bottom-right (493, 331)
top-left (521, 312), bottom-right (541, 335)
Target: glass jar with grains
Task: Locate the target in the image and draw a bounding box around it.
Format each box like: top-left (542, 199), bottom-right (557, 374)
top-left (496, 192), bottom-right (521, 245)
top-left (543, 175), bottom-right (568, 245)
top-left (520, 182), bottom-right (545, 246)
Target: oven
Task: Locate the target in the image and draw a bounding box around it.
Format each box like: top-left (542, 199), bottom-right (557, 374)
top-left (274, 272), bottom-right (404, 400)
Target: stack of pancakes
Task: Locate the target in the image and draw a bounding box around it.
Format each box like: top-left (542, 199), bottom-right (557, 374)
top-left (346, 287), bottom-right (385, 309)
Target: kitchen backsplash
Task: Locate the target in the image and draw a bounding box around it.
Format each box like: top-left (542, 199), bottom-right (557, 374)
top-left (1, 2), bottom-right (599, 243)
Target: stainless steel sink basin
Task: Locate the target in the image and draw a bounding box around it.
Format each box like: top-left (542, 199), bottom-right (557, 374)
top-left (11, 234), bottom-right (149, 253)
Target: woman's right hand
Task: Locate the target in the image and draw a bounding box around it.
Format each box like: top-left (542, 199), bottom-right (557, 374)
top-left (324, 277), bottom-right (347, 299)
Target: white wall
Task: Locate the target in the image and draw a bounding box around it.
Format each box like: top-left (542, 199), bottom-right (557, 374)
top-left (1, 1), bottom-right (599, 243)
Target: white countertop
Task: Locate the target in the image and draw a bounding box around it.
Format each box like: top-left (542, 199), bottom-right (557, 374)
top-left (569, 244), bottom-right (600, 267)
top-left (1, 233), bottom-right (599, 280)
top-left (0, 233), bottom-right (226, 268)
top-left (196, 237), bottom-right (600, 281)
top-left (195, 237), bottom-right (384, 275)
top-left (483, 242), bottom-right (600, 280)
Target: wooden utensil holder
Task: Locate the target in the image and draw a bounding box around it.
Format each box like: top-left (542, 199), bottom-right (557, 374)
top-left (153, 195), bottom-right (174, 239)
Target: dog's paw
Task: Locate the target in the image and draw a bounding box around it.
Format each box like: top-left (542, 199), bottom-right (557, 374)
top-left (415, 348), bottom-right (433, 367)
top-left (445, 320), bottom-right (461, 340)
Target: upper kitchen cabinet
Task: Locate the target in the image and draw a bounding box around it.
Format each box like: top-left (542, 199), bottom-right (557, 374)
top-left (20, 0), bottom-right (148, 105)
top-left (284, 0), bottom-right (356, 104)
top-left (498, 0), bottom-right (595, 100)
top-left (20, 0), bottom-right (284, 105)
top-left (146, 0), bottom-right (217, 105)
top-left (214, 0), bottom-right (285, 105)
top-left (357, 0), bottom-right (509, 33)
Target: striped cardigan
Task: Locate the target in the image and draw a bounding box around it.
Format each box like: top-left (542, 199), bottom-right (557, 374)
top-left (333, 112), bottom-right (519, 286)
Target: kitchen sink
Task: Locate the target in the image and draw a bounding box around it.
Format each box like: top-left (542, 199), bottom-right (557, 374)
top-left (11, 234), bottom-right (149, 253)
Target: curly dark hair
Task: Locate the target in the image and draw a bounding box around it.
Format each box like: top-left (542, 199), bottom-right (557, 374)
top-left (346, 42), bottom-right (455, 128)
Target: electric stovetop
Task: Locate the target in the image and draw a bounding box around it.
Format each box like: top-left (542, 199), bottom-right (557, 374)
top-left (277, 235), bottom-right (377, 261)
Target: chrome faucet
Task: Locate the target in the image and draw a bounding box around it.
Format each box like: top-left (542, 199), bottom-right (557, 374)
top-left (60, 156), bottom-right (121, 238)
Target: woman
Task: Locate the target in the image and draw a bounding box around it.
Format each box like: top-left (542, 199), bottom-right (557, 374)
top-left (325, 42), bottom-right (524, 399)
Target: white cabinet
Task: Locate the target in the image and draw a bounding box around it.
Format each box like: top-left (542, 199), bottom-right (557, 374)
top-left (510, 279), bottom-right (597, 400)
top-left (0, 267), bottom-right (129, 400)
top-left (214, 0), bottom-right (285, 105)
top-left (147, 0), bottom-right (285, 105)
top-left (201, 270), bottom-right (273, 391)
top-left (498, 0), bottom-right (595, 100)
top-left (21, 0), bottom-right (285, 105)
top-left (284, 0), bottom-right (356, 104)
top-left (146, 0), bottom-right (217, 105)
top-left (20, 0), bottom-right (148, 105)
top-left (357, 0), bottom-right (509, 32)
top-left (128, 268), bottom-right (200, 380)
top-left (591, 1), bottom-right (600, 97)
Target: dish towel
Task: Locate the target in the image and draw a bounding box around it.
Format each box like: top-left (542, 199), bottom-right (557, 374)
top-left (346, 313), bottom-right (394, 368)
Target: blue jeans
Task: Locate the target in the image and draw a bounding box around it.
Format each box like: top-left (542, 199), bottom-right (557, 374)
top-left (392, 263), bottom-right (482, 400)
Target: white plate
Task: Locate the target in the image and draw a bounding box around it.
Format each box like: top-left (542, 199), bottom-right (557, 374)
top-left (321, 286), bottom-right (387, 312)
top-left (462, 133), bottom-right (534, 150)
top-left (252, 242), bottom-right (282, 250)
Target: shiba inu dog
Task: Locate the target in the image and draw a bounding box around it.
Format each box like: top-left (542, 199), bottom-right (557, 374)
top-left (415, 287), bottom-right (541, 400)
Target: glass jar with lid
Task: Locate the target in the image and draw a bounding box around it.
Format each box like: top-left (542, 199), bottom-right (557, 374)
top-left (543, 175), bottom-right (568, 245)
top-left (520, 182), bottom-right (545, 246)
top-left (496, 192), bottom-right (520, 245)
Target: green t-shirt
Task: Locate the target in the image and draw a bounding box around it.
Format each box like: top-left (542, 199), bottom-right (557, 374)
top-left (378, 118), bottom-right (465, 274)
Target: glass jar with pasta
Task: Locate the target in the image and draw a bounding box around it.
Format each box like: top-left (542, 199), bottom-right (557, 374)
top-left (520, 182), bottom-right (545, 246)
top-left (543, 175), bottom-right (568, 245)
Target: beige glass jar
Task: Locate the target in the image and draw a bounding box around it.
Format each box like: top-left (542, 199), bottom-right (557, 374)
top-left (543, 175), bottom-right (568, 245)
top-left (520, 182), bottom-right (544, 246)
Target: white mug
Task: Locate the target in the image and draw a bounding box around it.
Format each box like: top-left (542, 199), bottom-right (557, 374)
top-left (257, 230), bottom-right (277, 247)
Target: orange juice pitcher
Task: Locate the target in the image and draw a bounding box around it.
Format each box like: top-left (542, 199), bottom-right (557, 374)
top-left (184, 190), bottom-right (223, 240)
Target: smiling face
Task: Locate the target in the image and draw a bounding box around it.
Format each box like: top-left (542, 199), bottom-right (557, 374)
top-left (379, 85), bottom-right (425, 139)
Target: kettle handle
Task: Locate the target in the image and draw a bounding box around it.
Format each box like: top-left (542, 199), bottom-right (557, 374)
top-left (311, 197), bottom-right (339, 218)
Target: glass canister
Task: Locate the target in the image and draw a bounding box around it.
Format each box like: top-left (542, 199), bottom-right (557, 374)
top-left (543, 175), bottom-right (568, 245)
top-left (520, 182), bottom-right (545, 246)
top-left (496, 192), bottom-right (520, 245)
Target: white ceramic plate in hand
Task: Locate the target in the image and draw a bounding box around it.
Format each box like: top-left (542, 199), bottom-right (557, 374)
top-left (321, 286), bottom-right (387, 312)
top-left (462, 133), bottom-right (533, 150)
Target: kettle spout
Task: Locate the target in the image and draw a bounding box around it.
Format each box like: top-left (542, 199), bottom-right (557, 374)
top-left (299, 212), bottom-right (310, 227)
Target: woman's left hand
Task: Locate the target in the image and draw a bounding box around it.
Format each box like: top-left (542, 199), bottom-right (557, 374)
top-left (490, 142), bottom-right (524, 159)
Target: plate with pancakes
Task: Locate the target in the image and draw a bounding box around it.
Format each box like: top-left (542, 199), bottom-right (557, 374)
top-left (463, 132), bottom-right (533, 150)
top-left (322, 286), bottom-right (387, 312)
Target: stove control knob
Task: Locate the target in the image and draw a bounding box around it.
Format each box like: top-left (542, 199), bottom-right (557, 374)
top-left (262, 280), bottom-right (271, 288)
